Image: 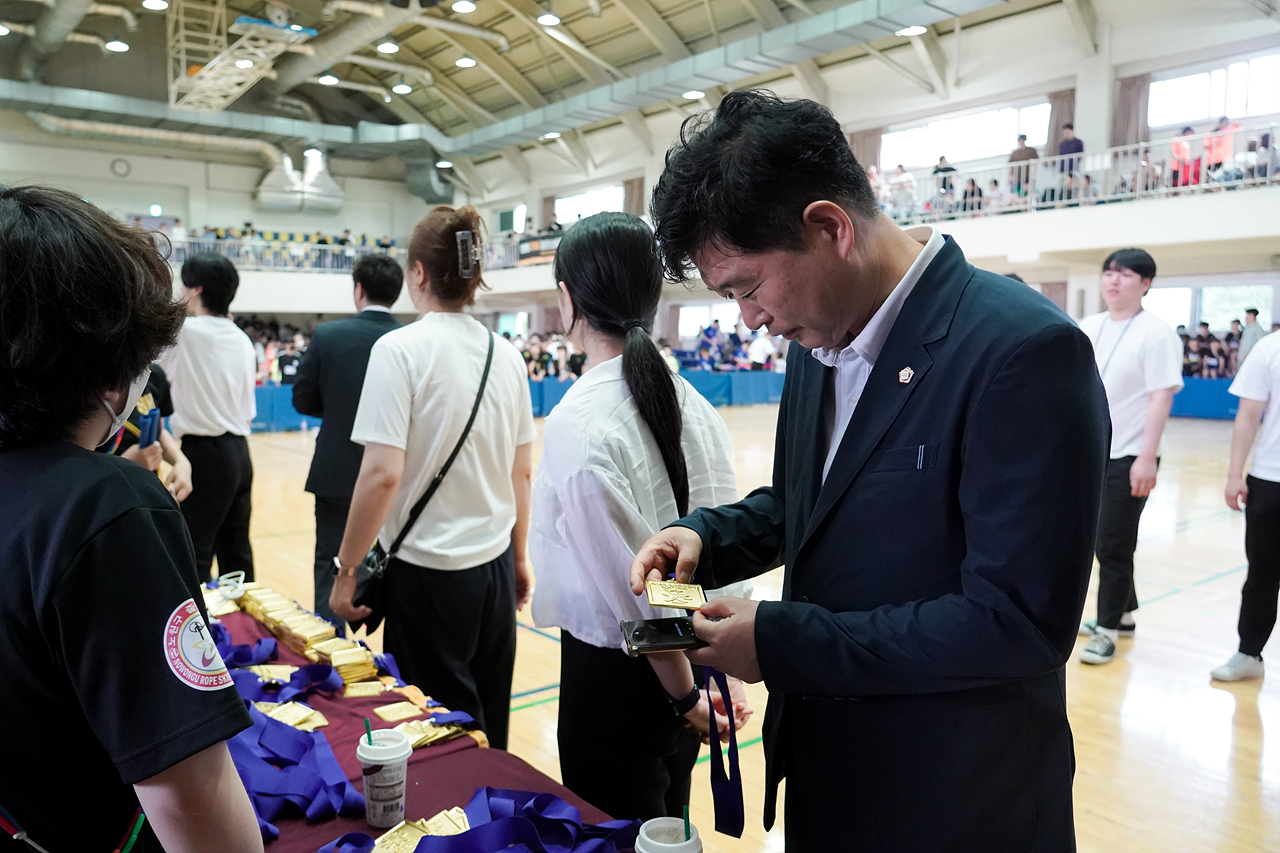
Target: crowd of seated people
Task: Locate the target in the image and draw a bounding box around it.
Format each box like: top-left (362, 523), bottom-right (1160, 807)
top-left (234, 315), bottom-right (313, 386)
top-left (1177, 314), bottom-right (1274, 379)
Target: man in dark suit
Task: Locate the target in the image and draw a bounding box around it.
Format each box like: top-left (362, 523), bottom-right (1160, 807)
top-left (631, 91), bottom-right (1110, 851)
top-left (293, 253), bottom-right (402, 626)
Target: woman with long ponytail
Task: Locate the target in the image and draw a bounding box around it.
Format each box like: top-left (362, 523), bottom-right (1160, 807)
top-left (530, 212), bottom-right (752, 820)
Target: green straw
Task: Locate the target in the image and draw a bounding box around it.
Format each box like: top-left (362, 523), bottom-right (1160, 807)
top-left (365, 718), bottom-right (374, 746)
top-left (683, 804), bottom-right (690, 841)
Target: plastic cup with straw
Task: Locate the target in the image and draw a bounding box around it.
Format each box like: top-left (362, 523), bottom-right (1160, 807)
top-left (365, 717), bottom-right (373, 746)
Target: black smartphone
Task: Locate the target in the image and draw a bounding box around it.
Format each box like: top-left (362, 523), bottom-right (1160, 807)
top-left (619, 617), bottom-right (708, 657)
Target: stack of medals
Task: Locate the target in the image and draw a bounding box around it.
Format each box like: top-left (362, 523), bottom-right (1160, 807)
top-left (372, 808), bottom-right (470, 851)
top-left (239, 584), bottom-right (336, 655)
top-left (375, 687), bottom-right (471, 749)
top-left (253, 699), bottom-right (330, 732)
top-left (308, 637), bottom-right (378, 684)
top-left (202, 584), bottom-right (240, 618)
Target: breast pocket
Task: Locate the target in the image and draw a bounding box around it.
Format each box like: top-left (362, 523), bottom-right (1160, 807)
top-left (866, 443), bottom-right (939, 473)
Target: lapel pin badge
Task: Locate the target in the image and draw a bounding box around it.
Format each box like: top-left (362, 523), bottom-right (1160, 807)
top-left (898, 366), bottom-right (914, 384)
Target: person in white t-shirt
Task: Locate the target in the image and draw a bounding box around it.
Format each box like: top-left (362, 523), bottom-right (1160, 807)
top-left (330, 205), bottom-right (535, 751)
top-left (159, 252), bottom-right (258, 582)
top-left (1211, 329), bottom-right (1280, 681)
top-left (530, 212), bottom-right (751, 820)
top-left (746, 331), bottom-right (776, 370)
top-left (1076, 248), bottom-right (1184, 665)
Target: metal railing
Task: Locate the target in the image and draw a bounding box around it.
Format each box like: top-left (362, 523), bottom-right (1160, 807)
top-left (879, 122), bottom-right (1279, 225)
top-left (169, 238), bottom-right (407, 272)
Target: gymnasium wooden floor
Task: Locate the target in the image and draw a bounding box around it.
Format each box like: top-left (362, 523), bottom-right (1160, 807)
top-left (240, 409), bottom-right (1279, 853)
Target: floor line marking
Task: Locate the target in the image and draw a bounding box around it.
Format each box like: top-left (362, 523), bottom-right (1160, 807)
top-left (517, 622), bottom-right (562, 643)
top-left (511, 694), bottom-right (560, 712)
top-left (511, 683), bottom-right (560, 699)
top-left (695, 735), bottom-right (764, 765)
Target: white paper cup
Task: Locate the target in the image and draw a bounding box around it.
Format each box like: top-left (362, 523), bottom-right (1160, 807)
top-left (356, 729), bottom-right (413, 828)
top-left (635, 817), bottom-right (702, 853)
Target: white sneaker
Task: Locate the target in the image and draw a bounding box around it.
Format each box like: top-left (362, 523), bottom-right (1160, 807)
top-left (1079, 631), bottom-right (1116, 665)
top-left (1210, 653), bottom-right (1264, 682)
top-left (1079, 616), bottom-right (1136, 637)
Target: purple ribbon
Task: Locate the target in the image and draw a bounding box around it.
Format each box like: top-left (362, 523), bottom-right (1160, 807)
top-left (228, 704), bottom-right (365, 841)
top-left (317, 833), bottom-right (377, 853)
top-left (704, 668), bottom-right (744, 838)
top-left (231, 663), bottom-right (344, 705)
top-left (427, 710), bottom-right (474, 726)
top-left (210, 620), bottom-right (278, 668)
top-left (374, 650), bottom-right (404, 684)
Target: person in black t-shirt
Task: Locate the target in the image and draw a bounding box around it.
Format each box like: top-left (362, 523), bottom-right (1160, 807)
top-left (0, 185), bottom-right (260, 853)
top-left (276, 341), bottom-right (302, 384)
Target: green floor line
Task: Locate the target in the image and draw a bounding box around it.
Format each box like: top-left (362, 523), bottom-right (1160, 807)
top-left (511, 694), bottom-right (560, 712)
top-left (695, 735), bottom-right (764, 764)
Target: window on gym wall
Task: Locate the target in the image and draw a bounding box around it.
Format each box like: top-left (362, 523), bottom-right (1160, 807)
top-left (554, 185), bottom-right (624, 226)
top-left (497, 204), bottom-right (527, 234)
top-left (879, 102), bottom-right (1050, 170)
top-left (1144, 287), bottom-right (1194, 331)
top-left (1147, 52), bottom-right (1280, 129)
top-left (677, 304), bottom-right (742, 341)
top-left (1198, 285), bottom-right (1274, 330)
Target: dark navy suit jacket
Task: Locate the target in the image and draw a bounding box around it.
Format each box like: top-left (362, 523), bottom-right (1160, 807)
top-left (675, 237), bottom-right (1109, 852)
top-left (292, 309), bottom-right (400, 499)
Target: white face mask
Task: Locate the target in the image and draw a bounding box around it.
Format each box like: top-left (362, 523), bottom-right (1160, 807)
top-left (98, 367), bottom-right (151, 448)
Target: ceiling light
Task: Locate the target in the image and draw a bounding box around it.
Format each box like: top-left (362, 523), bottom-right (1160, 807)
top-left (149, 204), bottom-right (162, 216)
top-left (392, 82), bottom-right (413, 94)
top-left (383, 94), bottom-right (392, 102)
top-left (0, 24), bottom-right (9, 36)
top-left (105, 39), bottom-right (129, 52)
top-left (536, 11), bottom-right (560, 24)
top-left (235, 58), bottom-right (254, 69)
top-left (894, 25), bottom-right (926, 36)
top-left (141, 0), bottom-right (168, 9)
top-left (452, 0), bottom-right (476, 11)
top-left (377, 41), bottom-right (399, 53)
top-left (682, 89), bottom-right (704, 100)
top-left (304, 148), bottom-right (322, 157)
top-left (318, 74), bottom-right (339, 85)
top-left (541, 131), bottom-right (560, 139)
top-left (436, 159), bottom-right (453, 168)
top-left (290, 23), bottom-right (302, 30)
top-left (455, 56), bottom-right (476, 68)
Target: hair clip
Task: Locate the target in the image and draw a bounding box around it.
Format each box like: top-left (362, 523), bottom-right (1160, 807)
top-left (456, 229), bottom-right (481, 279)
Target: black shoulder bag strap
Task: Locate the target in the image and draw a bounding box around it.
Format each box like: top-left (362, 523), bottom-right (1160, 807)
top-left (386, 330), bottom-right (496, 558)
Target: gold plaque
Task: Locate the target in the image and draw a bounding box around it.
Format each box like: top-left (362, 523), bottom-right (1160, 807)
top-left (645, 579), bottom-right (707, 610)
top-left (268, 702), bottom-right (317, 728)
top-left (373, 820), bottom-right (430, 853)
top-left (374, 701), bottom-right (425, 722)
top-left (345, 681), bottom-right (386, 698)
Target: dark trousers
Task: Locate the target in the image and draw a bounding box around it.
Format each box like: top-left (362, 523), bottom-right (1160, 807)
top-left (383, 547), bottom-right (516, 750)
top-left (180, 433), bottom-right (254, 582)
top-left (557, 631), bottom-right (701, 822)
top-left (312, 494), bottom-right (350, 627)
top-left (1240, 476), bottom-right (1280, 658)
top-left (1095, 455), bottom-right (1154, 629)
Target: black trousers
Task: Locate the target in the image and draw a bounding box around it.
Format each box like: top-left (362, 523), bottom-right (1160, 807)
top-left (312, 494), bottom-right (350, 627)
top-left (1240, 476), bottom-right (1280, 658)
top-left (383, 547), bottom-right (516, 750)
top-left (1095, 455), bottom-right (1154, 629)
top-left (180, 433), bottom-right (254, 582)
top-left (557, 631), bottom-right (701, 822)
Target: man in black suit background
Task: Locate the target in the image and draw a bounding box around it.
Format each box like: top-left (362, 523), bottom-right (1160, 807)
top-left (293, 253), bottom-right (402, 626)
top-left (631, 91), bottom-right (1110, 851)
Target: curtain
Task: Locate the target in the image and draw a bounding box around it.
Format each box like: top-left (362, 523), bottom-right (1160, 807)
top-left (622, 177), bottom-right (645, 218)
top-left (541, 195), bottom-right (556, 232)
top-left (1046, 88), bottom-right (1076, 157)
top-left (848, 128), bottom-right (884, 171)
top-left (1111, 74), bottom-right (1151, 148)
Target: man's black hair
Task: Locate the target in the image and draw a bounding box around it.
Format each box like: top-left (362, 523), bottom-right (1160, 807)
top-left (353, 253), bottom-right (403, 306)
top-left (181, 251), bottom-right (240, 314)
top-left (1245, 308), bottom-right (1259, 317)
top-left (649, 89), bottom-right (880, 282)
top-left (1063, 122), bottom-right (1074, 130)
top-left (1102, 247), bottom-right (1156, 282)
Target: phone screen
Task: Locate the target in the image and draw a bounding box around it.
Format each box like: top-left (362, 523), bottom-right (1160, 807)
top-left (621, 617), bottom-right (707, 655)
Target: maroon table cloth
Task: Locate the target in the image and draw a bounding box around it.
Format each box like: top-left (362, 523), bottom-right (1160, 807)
top-left (220, 611), bottom-right (610, 852)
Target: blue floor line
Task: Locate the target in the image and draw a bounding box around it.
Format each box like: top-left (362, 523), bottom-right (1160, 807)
top-left (510, 683), bottom-right (560, 699)
top-left (517, 621), bottom-right (562, 643)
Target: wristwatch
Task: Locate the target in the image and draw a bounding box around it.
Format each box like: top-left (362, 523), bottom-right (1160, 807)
top-left (666, 685), bottom-right (701, 718)
top-left (332, 556), bottom-right (358, 578)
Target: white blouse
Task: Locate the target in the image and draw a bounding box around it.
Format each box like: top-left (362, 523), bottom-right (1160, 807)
top-left (530, 355), bottom-right (751, 650)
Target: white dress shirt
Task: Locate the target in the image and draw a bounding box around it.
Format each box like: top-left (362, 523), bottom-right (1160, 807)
top-left (530, 356), bottom-right (751, 650)
top-left (812, 226), bottom-right (945, 481)
top-left (351, 311), bottom-right (536, 571)
top-left (159, 315), bottom-right (257, 438)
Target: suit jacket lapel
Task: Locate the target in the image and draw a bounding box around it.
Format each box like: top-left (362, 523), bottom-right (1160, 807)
top-left (782, 351), bottom-right (829, 601)
top-left (797, 238), bottom-right (972, 558)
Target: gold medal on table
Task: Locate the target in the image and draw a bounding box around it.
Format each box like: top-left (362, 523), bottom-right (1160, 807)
top-left (645, 579), bottom-right (707, 610)
top-left (374, 700), bottom-right (425, 722)
top-left (249, 664), bottom-right (298, 684)
top-left (423, 806), bottom-right (470, 835)
top-left (345, 681), bottom-right (387, 698)
top-left (373, 820), bottom-right (430, 853)
top-left (268, 702), bottom-right (319, 728)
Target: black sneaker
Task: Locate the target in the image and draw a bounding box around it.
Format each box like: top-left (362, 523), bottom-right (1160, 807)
top-left (1079, 618), bottom-right (1136, 638)
top-left (1080, 631), bottom-right (1116, 665)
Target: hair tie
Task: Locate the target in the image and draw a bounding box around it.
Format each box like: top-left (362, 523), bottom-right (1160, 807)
top-left (623, 319), bottom-right (645, 332)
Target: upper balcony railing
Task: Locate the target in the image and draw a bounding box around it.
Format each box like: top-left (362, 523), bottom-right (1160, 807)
top-left (171, 239), bottom-right (409, 273)
top-left (882, 122), bottom-right (1278, 225)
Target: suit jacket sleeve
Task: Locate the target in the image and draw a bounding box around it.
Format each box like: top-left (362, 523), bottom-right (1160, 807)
top-left (667, 362), bottom-right (794, 589)
top-left (755, 324), bottom-right (1108, 696)
top-left (292, 329), bottom-right (324, 417)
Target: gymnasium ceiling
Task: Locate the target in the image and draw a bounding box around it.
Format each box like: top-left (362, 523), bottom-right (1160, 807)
top-left (0, 0), bottom-right (1063, 160)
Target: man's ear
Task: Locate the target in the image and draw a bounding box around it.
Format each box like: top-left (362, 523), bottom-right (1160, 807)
top-left (800, 200), bottom-right (857, 260)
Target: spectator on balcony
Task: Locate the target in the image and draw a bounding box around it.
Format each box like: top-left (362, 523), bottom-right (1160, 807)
top-left (1241, 308), bottom-right (1267, 362)
top-left (888, 164), bottom-right (917, 219)
top-left (960, 177), bottom-right (983, 213)
top-left (1206, 116), bottom-right (1240, 177)
top-left (315, 231), bottom-right (329, 245)
top-left (335, 230), bottom-right (352, 246)
top-left (932, 156), bottom-right (957, 199)
top-left (865, 164), bottom-right (888, 210)
top-left (987, 179), bottom-right (1009, 210)
top-left (1170, 127), bottom-right (1196, 188)
top-left (377, 235), bottom-right (393, 249)
top-left (1080, 174), bottom-right (1100, 203)
top-left (1008, 134), bottom-right (1039, 196)
top-left (545, 214), bottom-right (564, 234)
top-left (1058, 123), bottom-right (1084, 175)
top-left (1260, 133), bottom-right (1278, 179)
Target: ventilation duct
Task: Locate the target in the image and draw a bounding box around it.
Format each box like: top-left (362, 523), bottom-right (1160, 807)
top-left (25, 112), bottom-right (345, 214)
top-left (403, 158), bottom-right (454, 205)
top-left (17, 0), bottom-right (97, 79)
